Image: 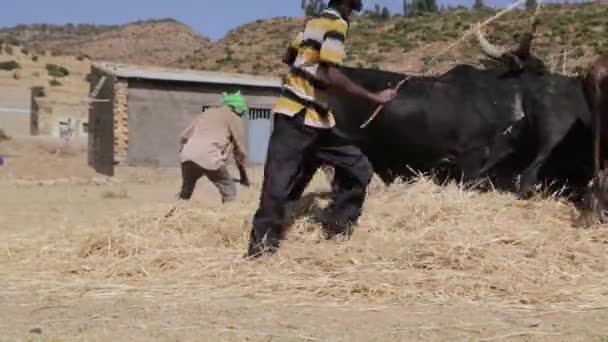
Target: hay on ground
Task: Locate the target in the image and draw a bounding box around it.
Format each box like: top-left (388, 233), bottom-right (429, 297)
top-left (4, 175), bottom-right (608, 308)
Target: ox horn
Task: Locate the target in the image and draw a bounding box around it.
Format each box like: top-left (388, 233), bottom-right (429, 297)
top-left (475, 23), bottom-right (506, 60)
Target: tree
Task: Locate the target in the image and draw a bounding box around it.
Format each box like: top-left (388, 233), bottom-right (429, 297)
top-left (412, 0), bottom-right (438, 14)
top-left (403, 0), bottom-right (413, 16)
top-left (424, 0), bottom-right (439, 13)
top-left (473, 0), bottom-right (485, 9)
top-left (525, 0), bottom-right (538, 10)
top-left (381, 6), bottom-right (391, 20)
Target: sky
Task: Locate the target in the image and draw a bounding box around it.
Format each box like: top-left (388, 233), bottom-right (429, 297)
top-left (0, 0), bottom-right (579, 41)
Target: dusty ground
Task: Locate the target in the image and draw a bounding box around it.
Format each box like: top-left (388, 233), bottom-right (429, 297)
top-left (1, 138), bottom-right (608, 342)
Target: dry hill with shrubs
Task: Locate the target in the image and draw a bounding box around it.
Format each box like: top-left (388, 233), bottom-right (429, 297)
top-left (0, 19), bottom-right (212, 66)
top-left (177, 2), bottom-right (607, 76)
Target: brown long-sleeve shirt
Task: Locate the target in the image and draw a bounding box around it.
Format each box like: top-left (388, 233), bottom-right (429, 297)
top-left (179, 105), bottom-right (247, 170)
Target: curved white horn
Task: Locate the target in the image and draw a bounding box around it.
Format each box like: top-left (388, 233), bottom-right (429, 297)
top-left (475, 23), bottom-right (507, 60)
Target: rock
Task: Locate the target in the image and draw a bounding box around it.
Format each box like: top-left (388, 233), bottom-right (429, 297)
top-left (29, 327), bottom-right (42, 334)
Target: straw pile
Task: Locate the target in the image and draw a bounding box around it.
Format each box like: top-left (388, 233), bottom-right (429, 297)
top-left (3, 175), bottom-right (608, 308)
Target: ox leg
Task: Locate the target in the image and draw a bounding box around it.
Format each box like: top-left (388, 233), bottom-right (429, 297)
top-left (517, 156), bottom-right (545, 197)
top-left (456, 145), bottom-right (490, 186)
top-left (479, 121), bottom-right (526, 175)
top-left (479, 137), bottom-right (515, 175)
top-left (376, 168), bottom-right (396, 185)
top-left (518, 129), bottom-right (572, 197)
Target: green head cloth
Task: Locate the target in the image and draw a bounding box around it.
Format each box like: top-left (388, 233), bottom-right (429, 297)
top-left (221, 91), bottom-right (248, 116)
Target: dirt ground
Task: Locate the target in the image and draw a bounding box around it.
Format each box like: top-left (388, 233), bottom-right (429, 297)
top-left (1, 138), bottom-right (608, 342)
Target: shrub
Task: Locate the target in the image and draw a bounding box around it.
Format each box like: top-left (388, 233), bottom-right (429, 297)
top-left (0, 60), bottom-right (20, 71)
top-left (4, 45), bottom-right (13, 55)
top-left (31, 55), bottom-right (39, 62)
top-left (49, 78), bottom-right (62, 87)
top-left (0, 128), bottom-right (11, 142)
top-left (21, 48), bottom-right (29, 55)
top-left (46, 63), bottom-right (70, 78)
top-left (6, 35), bottom-right (19, 46)
top-left (101, 189), bottom-right (129, 199)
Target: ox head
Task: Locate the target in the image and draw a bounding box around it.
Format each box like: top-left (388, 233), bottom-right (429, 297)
top-left (475, 10), bottom-right (548, 76)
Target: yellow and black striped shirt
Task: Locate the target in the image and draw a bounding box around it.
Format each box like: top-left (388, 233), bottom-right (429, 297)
top-left (273, 8), bottom-right (349, 129)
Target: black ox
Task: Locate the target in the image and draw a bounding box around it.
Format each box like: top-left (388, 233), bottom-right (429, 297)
top-left (289, 18), bottom-right (595, 203)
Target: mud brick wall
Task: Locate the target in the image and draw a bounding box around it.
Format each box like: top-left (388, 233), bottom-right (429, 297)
top-left (113, 80), bottom-right (129, 165)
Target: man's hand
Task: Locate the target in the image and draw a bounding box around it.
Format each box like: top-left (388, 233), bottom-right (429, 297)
top-left (237, 162), bottom-right (250, 187)
top-left (319, 65), bottom-right (399, 106)
top-left (371, 88), bottom-right (398, 104)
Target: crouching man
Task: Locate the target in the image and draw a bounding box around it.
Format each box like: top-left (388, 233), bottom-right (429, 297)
top-left (178, 91), bottom-right (250, 203)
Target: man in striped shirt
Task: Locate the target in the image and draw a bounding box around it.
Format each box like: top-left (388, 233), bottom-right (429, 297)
top-left (246, 0), bottom-right (398, 258)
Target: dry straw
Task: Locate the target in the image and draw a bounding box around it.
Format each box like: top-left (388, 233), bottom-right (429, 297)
top-left (3, 172), bottom-right (608, 309)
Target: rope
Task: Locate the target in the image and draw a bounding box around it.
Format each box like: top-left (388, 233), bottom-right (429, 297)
top-left (359, 0), bottom-right (538, 129)
top-left (359, 77), bottom-right (410, 128)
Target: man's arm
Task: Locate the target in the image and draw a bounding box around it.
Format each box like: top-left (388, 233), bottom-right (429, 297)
top-left (228, 116), bottom-right (250, 186)
top-left (283, 32), bottom-right (303, 66)
top-left (318, 65), bottom-right (396, 104)
top-left (178, 118), bottom-right (197, 151)
top-left (316, 21), bottom-right (397, 104)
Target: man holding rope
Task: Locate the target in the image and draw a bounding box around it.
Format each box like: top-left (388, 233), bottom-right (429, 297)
top-left (245, 0), bottom-right (398, 258)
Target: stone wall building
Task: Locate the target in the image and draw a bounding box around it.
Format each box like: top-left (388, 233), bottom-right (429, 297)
top-left (30, 86), bottom-right (89, 139)
top-left (87, 62), bottom-right (282, 176)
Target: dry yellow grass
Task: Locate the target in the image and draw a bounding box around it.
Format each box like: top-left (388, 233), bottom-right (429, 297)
top-left (3, 172), bottom-right (607, 310)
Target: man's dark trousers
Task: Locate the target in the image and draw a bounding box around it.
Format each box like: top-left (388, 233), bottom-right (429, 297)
top-left (247, 111), bottom-right (373, 257)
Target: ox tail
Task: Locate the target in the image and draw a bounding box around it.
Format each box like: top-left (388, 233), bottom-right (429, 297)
top-left (593, 80), bottom-right (601, 179)
top-left (593, 75), bottom-right (608, 179)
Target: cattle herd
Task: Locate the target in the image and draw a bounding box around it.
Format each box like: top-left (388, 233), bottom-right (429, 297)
top-left (300, 15), bottom-right (608, 225)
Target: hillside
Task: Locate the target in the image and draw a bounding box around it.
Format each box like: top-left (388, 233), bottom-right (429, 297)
top-left (0, 19), bottom-right (212, 66)
top-left (177, 2), bottom-right (607, 77)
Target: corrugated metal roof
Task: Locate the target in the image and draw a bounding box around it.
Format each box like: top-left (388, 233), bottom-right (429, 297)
top-left (93, 62), bottom-right (283, 88)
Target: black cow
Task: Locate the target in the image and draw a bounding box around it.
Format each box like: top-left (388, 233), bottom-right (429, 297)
top-left (472, 23), bottom-right (594, 196)
top-left (288, 20), bottom-right (594, 202)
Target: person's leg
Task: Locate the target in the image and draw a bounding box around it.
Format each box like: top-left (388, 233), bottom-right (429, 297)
top-left (205, 166), bottom-right (238, 204)
top-left (246, 112), bottom-right (320, 258)
top-left (178, 161), bottom-right (205, 200)
top-left (287, 156), bottom-right (322, 202)
top-left (315, 132), bottom-right (374, 240)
